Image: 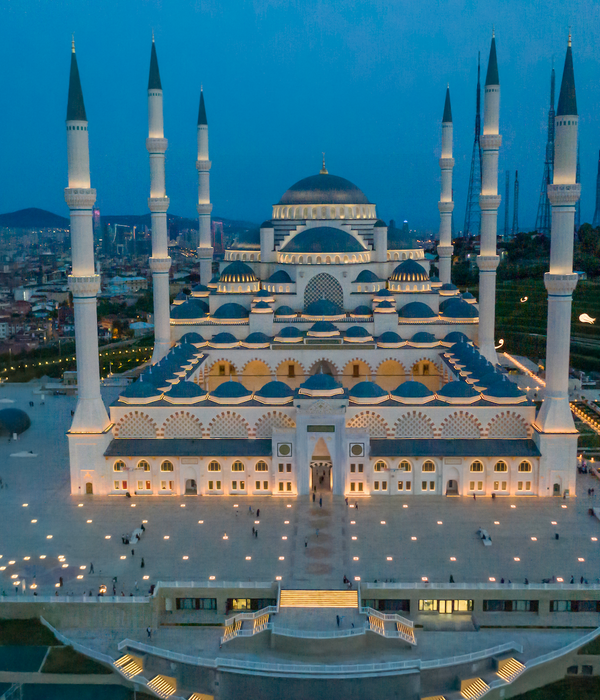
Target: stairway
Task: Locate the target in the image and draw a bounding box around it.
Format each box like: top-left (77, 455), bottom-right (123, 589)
top-left (279, 589), bottom-right (358, 608)
top-left (147, 674), bottom-right (176, 698)
top-left (497, 657), bottom-right (526, 682)
top-left (460, 677), bottom-right (490, 699)
top-left (113, 654), bottom-right (142, 679)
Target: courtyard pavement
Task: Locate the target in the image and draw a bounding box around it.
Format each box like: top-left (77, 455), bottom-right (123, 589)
top-left (0, 383), bottom-right (599, 597)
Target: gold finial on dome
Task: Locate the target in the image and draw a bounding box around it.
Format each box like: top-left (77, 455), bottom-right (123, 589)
top-left (320, 152), bottom-right (328, 175)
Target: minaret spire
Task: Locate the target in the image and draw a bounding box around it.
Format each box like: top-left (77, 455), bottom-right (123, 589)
top-left (437, 85), bottom-right (454, 285)
top-left (477, 32), bottom-right (502, 364)
top-left (320, 153), bottom-right (328, 175)
top-left (64, 41), bottom-right (109, 447)
top-left (463, 52), bottom-right (482, 238)
top-left (535, 33), bottom-right (580, 497)
top-left (196, 87), bottom-right (213, 283)
top-left (146, 37), bottom-right (172, 362)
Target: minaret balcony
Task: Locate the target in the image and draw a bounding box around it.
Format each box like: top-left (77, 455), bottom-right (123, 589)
top-left (197, 203), bottom-right (213, 215)
top-left (544, 273), bottom-right (578, 295)
top-left (476, 255), bottom-right (499, 271)
top-left (148, 197), bottom-right (170, 213)
top-left (146, 137), bottom-right (168, 153)
top-left (547, 184), bottom-right (581, 206)
top-left (480, 134), bottom-right (502, 150)
top-left (438, 157), bottom-right (455, 169)
top-left (149, 257), bottom-right (172, 274)
top-left (438, 201), bottom-right (454, 213)
top-left (64, 188), bottom-right (97, 209)
top-left (68, 274), bottom-right (101, 297)
top-left (196, 160), bottom-right (212, 171)
top-left (478, 194), bottom-right (501, 211)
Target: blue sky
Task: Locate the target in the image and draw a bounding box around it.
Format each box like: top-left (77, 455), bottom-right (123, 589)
top-left (2, 0), bottom-right (599, 231)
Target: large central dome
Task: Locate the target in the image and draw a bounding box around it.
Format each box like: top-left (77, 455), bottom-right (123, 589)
top-left (278, 173), bottom-right (371, 205)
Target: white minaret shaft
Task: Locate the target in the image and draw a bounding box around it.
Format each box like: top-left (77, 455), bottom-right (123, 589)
top-left (438, 86), bottom-right (454, 285)
top-left (196, 89), bottom-right (213, 284)
top-left (536, 35), bottom-right (580, 433)
top-left (65, 41), bottom-right (109, 433)
top-left (147, 37), bottom-right (171, 363)
top-left (477, 33), bottom-right (502, 364)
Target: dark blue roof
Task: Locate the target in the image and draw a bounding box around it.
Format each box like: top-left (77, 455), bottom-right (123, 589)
top-left (398, 301), bottom-right (436, 319)
top-left (440, 299), bottom-right (479, 319)
top-left (180, 332), bottom-right (206, 345)
top-left (390, 259), bottom-right (428, 282)
top-left (244, 332), bottom-right (272, 345)
top-left (354, 269), bottom-right (380, 283)
top-left (197, 89), bottom-right (207, 125)
top-left (299, 373), bottom-right (343, 391)
top-left (219, 261), bottom-right (257, 283)
top-left (175, 291), bottom-right (187, 301)
top-left (485, 35), bottom-right (499, 86)
top-left (277, 326), bottom-right (303, 338)
top-left (267, 270), bottom-right (292, 283)
top-left (305, 299), bottom-right (343, 316)
top-left (148, 39), bottom-right (162, 90)
top-left (445, 331), bottom-right (469, 344)
top-left (344, 325), bottom-right (371, 338)
top-left (462, 292), bottom-right (475, 300)
top-left (281, 227), bottom-right (366, 253)
top-left (105, 438), bottom-right (272, 458)
top-left (475, 371), bottom-right (505, 388)
top-left (371, 439), bottom-right (540, 458)
top-left (255, 381), bottom-right (295, 399)
top-left (378, 331), bottom-right (405, 344)
top-left (309, 321), bottom-right (339, 334)
top-left (171, 300), bottom-right (207, 320)
top-left (252, 301), bottom-right (272, 310)
top-left (260, 220), bottom-right (274, 228)
top-left (166, 381), bottom-right (207, 398)
top-left (275, 305), bottom-right (296, 316)
top-left (374, 219), bottom-right (387, 227)
top-left (557, 41), bottom-right (577, 116)
top-left (437, 381), bottom-right (480, 398)
top-left (211, 381), bottom-right (252, 399)
top-left (278, 173), bottom-right (370, 205)
top-left (376, 289), bottom-right (393, 297)
top-left (212, 303), bottom-right (249, 319)
top-left (440, 283), bottom-right (458, 291)
top-left (411, 332), bottom-right (436, 343)
top-left (391, 381), bottom-right (434, 398)
top-left (67, 49), bottom-right (87, 121)
top-left (483, 380), bottom-right (526, 398)
top-left (349, 381), bottom-right (388, 398)
top-left (353, 305), bottom-right (372, 316)
top-left (442, 85), bottom-right (452, 122)
top-left (375, 300), bottom-right (395, 310)
top-left (254, 289), bottom-right (273, 298)
top-left (192, 284), bottom-right (210, 293)
top-left (124, 379), bottom-right (163, 398)
top-left (210, 332), bottom-right (239, 345)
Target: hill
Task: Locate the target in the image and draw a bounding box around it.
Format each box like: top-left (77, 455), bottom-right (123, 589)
top-left (0, 208), bottom-right (70, 229)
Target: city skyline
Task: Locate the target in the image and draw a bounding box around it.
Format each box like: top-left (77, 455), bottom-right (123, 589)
top-left (1, 0), bottom-right (600, 230)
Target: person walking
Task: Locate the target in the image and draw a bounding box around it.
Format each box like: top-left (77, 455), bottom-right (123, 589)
top-left (312, 492), bottom-right (315, 502)
top-left (304, 538), bottom-right (308, 548)
top-left (319, 496), bottom-right (322, 508)
top-left (147, 627), bottom-right (152, 639)
top-left (89, 563), bottom-right (94, 574)
top-left (252, 527), bottom-right (255, 536)
top-left (255, 530), bottom-right (258, 539)
top-left (141, 558), bottom-right (145, 569)
top-left (257, 509), bottom-right (260, 517)
top-left (354, 501), bottom-right (358, 510)
top-left (131, 549), bottom-right (135, 556)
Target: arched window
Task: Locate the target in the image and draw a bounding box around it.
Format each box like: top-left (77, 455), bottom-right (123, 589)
top-left (138, 460), bottom-right (150, 472)
top-left (255, 461), bottom-right (268, 472)
top-left (422, 460), bottom-right (436, 472)
top-left (494, 461), bottom-right (508, 472)
top-left (518, 461), bottom-right (532, 472)
top-left (208, 460), bottom-right (221, 472)
top-left (470, 460), bottom-right (484, 472)
top-left (113, 460), bottom-right (125, 472)
top-left (232, 460), bottom-right (245, 472)
top-left (374, 460), bottom-right (387, 471)
top-left (160, 460), bottom-right (174, 472)
top-left (400, 460), bottom-right (412, 472)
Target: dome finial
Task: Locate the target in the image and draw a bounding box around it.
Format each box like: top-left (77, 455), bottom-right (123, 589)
top-left (320, 152), bottom-right (328, 175)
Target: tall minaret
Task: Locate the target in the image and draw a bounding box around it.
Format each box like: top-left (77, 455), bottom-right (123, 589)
top-left (437, 86), bottom-right (454, 285)
top-left (147, 36), bottom-right (171, 363)
top-left (196, 88), bottom-right (213, 284)
top-left (536, 33), bottom-right (580, 437)
top-left (65, 40), bottom-right (109, 435)
top-left (477, 31), bottom-right (502, 364)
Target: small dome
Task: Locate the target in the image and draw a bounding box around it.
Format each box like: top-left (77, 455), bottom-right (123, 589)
top-left (255, 381), bottom-right (295, 400)
top-left (276, 326), bottom-right (303, 338)
top-left (410, 332), bottom-right (437, 344)
top-left (440, 299), bottom-right (479, 319)
top-left (377, 331), bottom-right (405, 347)
top-left (349, 381), bottom-right (388, 403)
top-left (281, 227), bottom-right (366, 254)
top-left (208, 332), bottom-right (239, 347)
top-left (474, 371), bottom-right (505, 389)
top-left (344, 325), bottom-right (372, 338)
top-left (304, 299), bottom-right (344, 317)
top-left (212, 303), bottom-right (249, 320)
top-left (298, 372), bottom-right (345, 397)
top-left (374, 300), bottom-right (395, 311)
top-left (437, 381), bottom-right (480, 401)
top-left (210, 381), bottom-right (252, 402)
top-left (191, 283), bottom-right (210, 293)
top-left (171, 300), bottom-right (207, 320)
top-left (440, 283), bottom-right (458, 291)
top-left (278, 173), bottom-right (371, 206)
top-left (352, 305), bottom-right (372, 316)
top-left (274, 305), bottom-right (296, 317)
top-left (267, 270), bottom-right (293, 283)
top-left (219, 260), bottom-right (258, 284)
top-left (254, 289), bottom-right (273, 298)
top-left (174, 291), bottom-right (187, 302)
top-left (354, 269), bottom-right (381, 283)
top-left (430, 275), bottom-right (440, 283)
top-left (482, 380), bottom-right (527, 403)
top-left (398, 301), bottom-right (437, 319)
top-left (375, 289), bottom-right (394, 298)
top-left (252, 301), bottom-right (273, 311)
top-left (179, 332), bottom-right (207, 347)
top-left (119, 379), bottom-right (163, 403)
top-left (391, 381), bottom-right (435, 400)
top-left (374, 219), bottom-right (387, 227)
top-left (164, 381), bottom-right (207, 403)
top-left (260, 220), bottom-right (274, 228)
top-left (242, 332), bottom-right (272, 348)
top-left (462, 291), bottom-right (475, 299)
top-left (444, 331), bottom-right (469, 344)
top-left (308, 321), bottom-right (340, 336)
top-left (390, 259), bottom-right (429, 282)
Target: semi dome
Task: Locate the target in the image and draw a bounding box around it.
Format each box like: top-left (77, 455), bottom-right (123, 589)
top-left (304, 299), bottom-right (344, 318)
top-left (179, 332), bottom-right (207, 347)
top-left (343, 325), bottom-right (373, 342)
top-left (281, 227), bottom-right (366, 254)
top-left (274, 305), bottom-right (296, 318)
top-left (410, 332), bottom-right (437, 346)
top-left (171, 300), bottom-right (207, 320)
top-left (219, 260), bottom-right (258, 284)
top-left (354, 270), bottom-right (380, 283)
top-left (278, 173), bottom-right (371, 206)
top-left (255, 381), bottom-right (295, 405)
top-left (210, 380), bottom-right (252, 404)
top-left (266, 270), bottom-right (292, 283)
top-left (212, 303), bottom-right (249, 320)
top-left (481, 379), bottom-right (527, 404)
top-left (444, 331), bottom-right (470, 345)
top-left (390, 259), bottom-right (428, 282)
top-left (349, 381), bottom-right (388, 405)
top-left (390, 381), bottom-right (435, 404)
top-left (351, 305), bottom-right (372, 317)
top-left (440, 299), bottom-right (479, 320)
top-left (118, 378), bottom-right (163, 405)
top-left (398, 301), bottom-right (437, 320)
top-left (274, 326), bottom-right (304, 343)
top-left (307, 321), bottom-right (340, 337)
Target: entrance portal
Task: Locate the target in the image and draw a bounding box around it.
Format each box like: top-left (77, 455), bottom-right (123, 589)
top-left (553, 482), bottom-right (561, 496)
top-left (310, 437), bottom-right (332, 492)
top-left (185, 479), bottom-right (197, 495)
top-left (446, 479), bottom-right (459, 496)
top-left (85, 482), bottom-right (93, 495)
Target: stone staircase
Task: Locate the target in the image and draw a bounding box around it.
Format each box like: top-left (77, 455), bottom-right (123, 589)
top-left (147, 674), bottom-right (177, 698)
top-left (279, 588), bottom-right (358, 608)
top-left (113, 653), bottom-right (143, 679)
top-left (496, 656), bottom-right (526, 682)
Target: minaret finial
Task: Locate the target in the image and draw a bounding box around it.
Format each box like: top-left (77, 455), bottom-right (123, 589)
top-left (320, 153), bottom-right (328, 175)
top-left (71, 34), bottom-right (75, 53)
top-left (152, 28), bottom-right (155, 43)
top-left (568, 27), bottom-right (571, 47)
top-left (492, 24), bottom-right (495, 38)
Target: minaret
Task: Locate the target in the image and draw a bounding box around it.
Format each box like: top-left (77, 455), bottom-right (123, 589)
top-left (437, 86), bottom-right (454, 285)
top-left (196, 88), bottom-right (213, 284)
top-left (476, 32), bottom-right (502, 364)
top-left (65, 39), bottom-right (109, 435)
top-left (535, 33), bottom-right (580, 437)
top-left (147, 36), bottom-right (171, 363)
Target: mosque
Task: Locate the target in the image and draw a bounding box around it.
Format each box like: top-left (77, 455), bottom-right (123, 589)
top-left (65, 34), bottom-right (580, 501)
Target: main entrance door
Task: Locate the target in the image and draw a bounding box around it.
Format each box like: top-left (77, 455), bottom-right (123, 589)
top-left (85, 482), bottom-right (93, 495)
top-left (310, 437), bottom-right (332, 492)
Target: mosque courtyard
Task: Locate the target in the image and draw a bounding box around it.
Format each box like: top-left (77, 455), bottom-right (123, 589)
top-left (0, 382), bottom-right (598, 598)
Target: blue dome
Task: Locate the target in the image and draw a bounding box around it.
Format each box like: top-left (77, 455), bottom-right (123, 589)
top-left (411, 332), bottom-right (437, 344)
top-left (267, 270), bottom-right (293, 283)
top-left (344, 325), bottom-right (372, 338)
top-left (390, 259), bottom-right (428, 282)
top-left (430, 275), bottom-right (440, 283)
top-left (349, 381), bottom-right (388, 398)
top-left (377, 331), bottom-right (405, 345)
top-left (219, 261), bottom-right (258, 283)
top-left (171, 300), bottom-right (207, 320)
top-left (174, 291), bottom-right (187, 301)
top-left (192, 283), bottom-right (210, 293)
top-left (374, 219), bottom-right (387, 227)
top-left (462, 291), bottom-right (475, 300)
top-left (352, 305), bottom-right (372, 316)
top-left (254, 289), bottom-right (273, 298)
top-left (437, 381), bottom-right (480, 398)
top-left (120, 380), bottom-right (162, 400)
top-left (300, 373), bottom-right (343, 391)
top-left (444, 331), bottom-right (469, 344)
top-left (354, 269), bottom-right (380, 283)
top-left (260, 220), bottom-right (274, 228)
top-left (440, 283), bottom-right (458, 291)
top-left (475, 371), bottom-right (505, 388)
top-left (391, 381), bottom-right (435, 399)
top-left (209, 332), bottom-right (239, 345)
top-left (255, 381), bottom-right (295, 399)
top-left (180, 332), bottom-right (206, 346)
top-left (309, 321), bottom-right (340, 334)
top-left (252, 301), bottom-right (272, 311)
top-left (483, 380), bottom-right (526, 398)
top-left (211, 381), bottom-right (252, 399)
top-left (278, 173), bottom-right (371, 205)
top-left (277, 326), bottom-right (303, 338)
top-left (440, 299), bottom-right (479, 319)
top-left (243, 332), bottom-right (272, 346)
top-left (165, 381), bottom-right (207, 399)
top-left (281, 227), bottom-right (366, 253)
top-left (375, 300), bottom-right (395, 310)
top-left (275, 305), bottom-right (296, 317)
top-left (375, 289), bottom-right (394, 297)
top-left (398, 302), bottom-right (437, 319)
top-left (305, 299), bottom-right (343, 317)
top-left (212, 303), bottom-right (249, 320)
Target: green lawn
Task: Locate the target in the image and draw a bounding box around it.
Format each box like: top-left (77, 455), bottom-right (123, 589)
top-left (511, 677), bottom-right (600, 700)
top-left (41, 646), bottom-right (113, 674)
top-left (579, 636), bottom-right (600, 655)
top-left (0, 619), bottom-right (61, 646)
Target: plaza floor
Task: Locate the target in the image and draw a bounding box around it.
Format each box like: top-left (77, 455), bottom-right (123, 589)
top-left (0, 383), bottom-right (599, 598)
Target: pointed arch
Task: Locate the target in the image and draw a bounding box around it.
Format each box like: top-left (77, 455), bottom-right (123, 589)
top-left (394, 411), bottom-right (435, 439)
top-left (162, 412), bottom-right (204, 439)
top-left (208, 411), bottom-right (251, 438)
top-left (346, 411), bottom-right (390, 437)
top-left (486, 411), bottom-right (531, 438)
top-left (440, 411), bottom-right (482, 439)
top-left (254, 411), bottom-right (296, 438)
